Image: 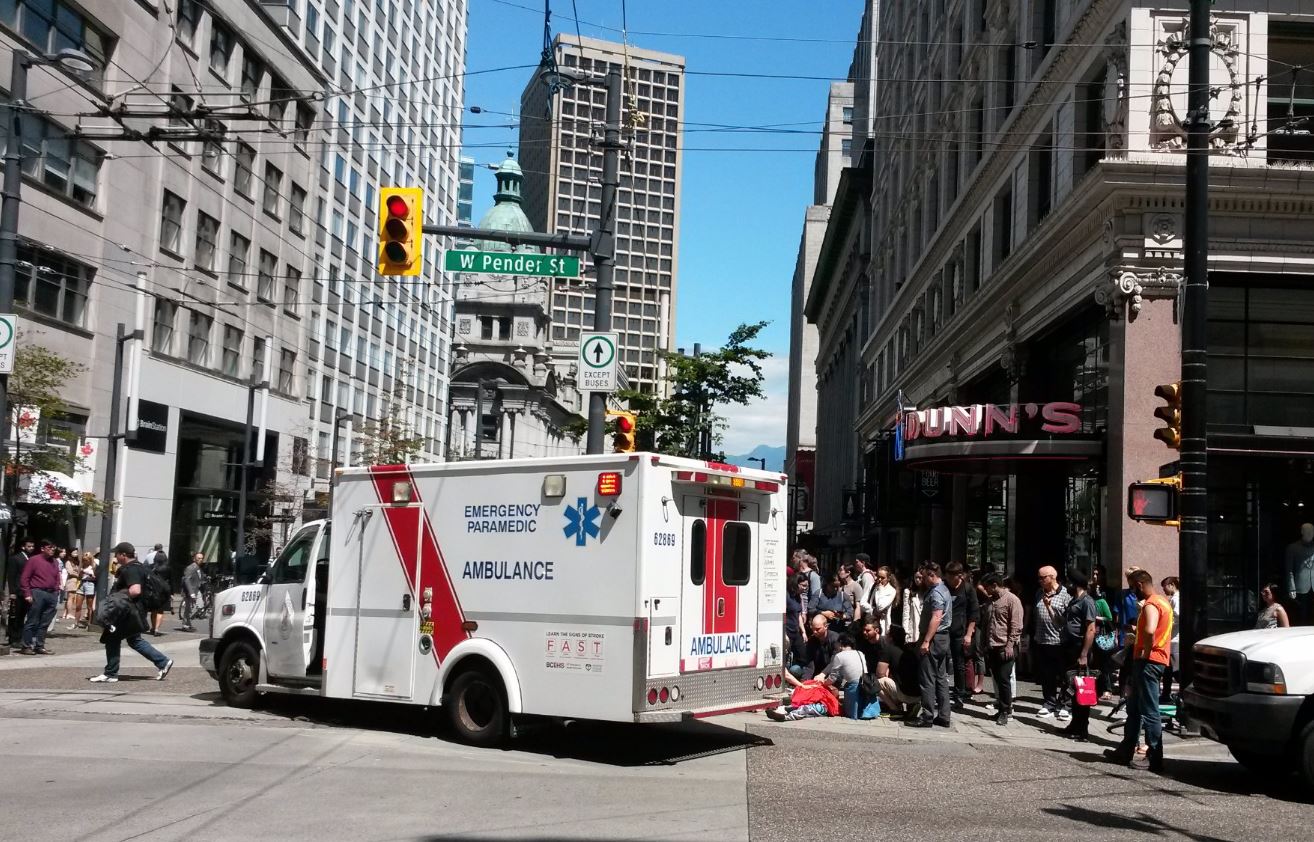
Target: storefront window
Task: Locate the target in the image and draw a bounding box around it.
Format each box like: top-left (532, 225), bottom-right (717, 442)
top-left (1208, 277), bottom-right (1314, 428)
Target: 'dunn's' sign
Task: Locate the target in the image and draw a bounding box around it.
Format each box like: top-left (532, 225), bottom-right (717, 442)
top-left (902, 401), bottom-right (1082, 442)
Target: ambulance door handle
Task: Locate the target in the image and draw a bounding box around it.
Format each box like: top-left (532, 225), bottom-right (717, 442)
top-left (664, 627), bottom-right (672, 645)
top-left (717, 598), bottom-right (725, 617)
top-left (402, 594), bottom-right (412, 612)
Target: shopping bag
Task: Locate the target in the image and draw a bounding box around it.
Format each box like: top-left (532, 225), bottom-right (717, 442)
top-left (1073, 673), bottom-right (1098, 707)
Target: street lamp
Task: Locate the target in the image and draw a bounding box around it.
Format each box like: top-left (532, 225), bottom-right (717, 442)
top-left (0, 47), bottom-right (100, 547)
top-left (747, 457), bottom-right (767, 471)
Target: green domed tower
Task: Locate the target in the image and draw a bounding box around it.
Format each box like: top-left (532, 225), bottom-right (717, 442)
top-left (475, 152), bottom-right (537, 253)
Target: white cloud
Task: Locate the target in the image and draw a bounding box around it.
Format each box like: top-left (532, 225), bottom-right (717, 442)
top-left (718, 354), bottom-right (789, 455)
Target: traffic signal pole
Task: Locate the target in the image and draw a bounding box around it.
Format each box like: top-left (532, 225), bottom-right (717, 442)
top-left (423, 67), bottom-right (624, 455)
top-left (1179, 0), bottom-right (1211, 682)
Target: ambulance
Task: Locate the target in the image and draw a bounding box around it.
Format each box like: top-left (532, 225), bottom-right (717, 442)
top-left (199, 453), bottom-right (788, 744)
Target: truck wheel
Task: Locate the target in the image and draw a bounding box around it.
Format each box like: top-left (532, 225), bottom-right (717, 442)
top-left (446, 668), bottom-right (507, 747)
top-left (1229, 746), bottom-right (1293, 779)
top-left (218, 640), bottom-right (261, 708)
top-left (1301, 722), bottom-right (1314, 795)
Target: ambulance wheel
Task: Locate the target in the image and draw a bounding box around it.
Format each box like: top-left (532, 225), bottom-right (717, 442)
top-left (446, 667), bottom-right (507, 746)
top-left (219, 640), bottom-right (261, 708)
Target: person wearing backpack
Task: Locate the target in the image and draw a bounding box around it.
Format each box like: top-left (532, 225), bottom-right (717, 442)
top-left (145, 552), bottom-right (173, 636)
top-left (89, 543), bottom-right (173, 683)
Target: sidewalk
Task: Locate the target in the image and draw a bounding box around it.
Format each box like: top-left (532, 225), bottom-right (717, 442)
top-left (0, 687), bottom-right (278, 722)
top-left (722, 684), bottom-right (1234, 763)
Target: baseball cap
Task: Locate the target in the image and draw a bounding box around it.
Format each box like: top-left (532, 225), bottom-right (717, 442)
top-left (111, 541), bottom-right (136, 556)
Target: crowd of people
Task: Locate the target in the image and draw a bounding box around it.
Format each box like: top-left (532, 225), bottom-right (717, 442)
top-left (772, 551), bottom-right (1187, 773)
top-left (2, 540), bottom-right (213, 677)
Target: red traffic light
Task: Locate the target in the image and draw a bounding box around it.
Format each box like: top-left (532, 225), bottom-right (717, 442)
top-left (386, 195), bottom-right (410, 217)
top-left (617, 415), bottom-right (634, 434)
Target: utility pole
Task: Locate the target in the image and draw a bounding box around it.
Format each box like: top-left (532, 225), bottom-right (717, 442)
top-left (1178, 0), bottom-right (1211, 682)
top-left (0, 52), bottom-right (29, 529)
top-left (584, 67), bottom-right (623, 456)
top-left (423, 67), bottom-right (624, 454)
top-left (95, 324), bottom-right (141, 607)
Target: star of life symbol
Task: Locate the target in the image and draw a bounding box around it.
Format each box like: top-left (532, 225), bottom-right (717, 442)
top-left (562, 497), bottom-right (601, 546)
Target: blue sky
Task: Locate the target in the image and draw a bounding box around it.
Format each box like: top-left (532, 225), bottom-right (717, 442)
top-left (463, 0), bottom-right (864, 452)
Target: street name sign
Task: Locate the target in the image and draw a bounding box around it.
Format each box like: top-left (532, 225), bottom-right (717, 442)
top-left (444, 250), bottom-right (581, 278)
top-left (578, 332), bottom-right (619, 393)
top-left (0, 314), bottom-right (15, 374)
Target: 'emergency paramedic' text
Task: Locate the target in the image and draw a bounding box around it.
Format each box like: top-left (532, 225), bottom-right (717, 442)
top-left (462, 560), bottom-right (555, 581)
top-left (464, 503), bottom-right (540, 534)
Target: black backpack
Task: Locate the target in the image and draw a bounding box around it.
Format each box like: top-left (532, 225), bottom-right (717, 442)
top-left (95, 592), bottom-right (141, 634)
top-left (141, 568), bottom-right (170, 611)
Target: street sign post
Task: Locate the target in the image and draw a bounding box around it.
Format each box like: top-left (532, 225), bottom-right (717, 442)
top-left (578, 332), bottom-right (619, 393)
top-left (0, 314), bottom-right (15, 374)
top-left (444, 250), bottom-right (581, 278)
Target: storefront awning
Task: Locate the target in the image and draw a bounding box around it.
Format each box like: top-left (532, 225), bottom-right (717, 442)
top-left (18, 470), bottom-right (87, 506)
top-left (899, 438), bottom-right (1103, 475)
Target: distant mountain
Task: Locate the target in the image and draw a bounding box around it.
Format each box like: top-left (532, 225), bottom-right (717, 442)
top-left (724, 444), bottom-right (786, 472)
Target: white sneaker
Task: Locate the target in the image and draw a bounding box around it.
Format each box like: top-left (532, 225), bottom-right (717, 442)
top-left (1036, 706), bottom-right (1055, 718)
top-left (156, 659), bottom-right (174, 681)
top-left (984, 703), bottom-right (997, 713)
top-left (1055, 709), bottom-right (1073, 722)
top-left (89, 674), bottom-right (118, 683)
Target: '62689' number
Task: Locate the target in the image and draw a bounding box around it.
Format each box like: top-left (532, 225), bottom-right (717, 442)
top-left (652, 531), bottom-right (677, 547)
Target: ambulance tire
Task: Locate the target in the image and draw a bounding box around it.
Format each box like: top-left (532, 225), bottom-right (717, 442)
top-left (446, 667), bottom-right (508, 747)
top-left (218, 640), bottom-right (261, 709)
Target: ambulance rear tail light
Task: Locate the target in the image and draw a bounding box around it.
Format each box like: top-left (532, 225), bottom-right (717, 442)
top-left (596, 471), bottom-right (622, 496)
top-left (647, 688), bottom-right (659, 705)
top-left (659, 687), bottom-right (669, 703)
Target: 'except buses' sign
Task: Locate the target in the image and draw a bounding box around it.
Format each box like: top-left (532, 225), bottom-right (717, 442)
top-left (901, 401), bottom-right (1083, 441)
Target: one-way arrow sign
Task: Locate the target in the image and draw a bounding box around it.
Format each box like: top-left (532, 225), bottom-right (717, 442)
top-left (578, 332), bottom-right (619, 393)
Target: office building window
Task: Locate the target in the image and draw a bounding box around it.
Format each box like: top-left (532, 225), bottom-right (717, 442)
top-left (288, 183), bottom-right (307, 233)
top-left (222, 325), bottom-right (244, 376)
top-left (234, 142), bottom-right (255, 196)
top-left (209, 21), bottom-right (233, 79)
top-left (152, 297), bottom-right (176, 354)
top-left (241, 54), bottom-right (264, 101)
top-left (262, 163), bottom-right (282, 216)
top-left (257, 250), bottom-right (277, 301)
top-left (159, 191), bottom-right (185, 255)
top-left (14, 243), bottom-right (91, 325)
top-left (194, 211), bottom-right (218, 271)
top-left (252, 336), bottom-right (267, 381)
top-left (200, 119), bottom-right (225, 175)
top-left (227, 231), bottom-right (250, 288)
top-left (842, 106), bottom-right (853, 124)
top-left (284, 266), bottom-right (301, 309)
top-left (2, 0), bottom-right (112, 87)
top-left (176, 0), bottom-right (200, 48)
top-left (187, 311), bottom-right (212, 365)
top-left (278, 349), bottom-right (297, 394)
top-left (14, 113), bottom-right (102, 207)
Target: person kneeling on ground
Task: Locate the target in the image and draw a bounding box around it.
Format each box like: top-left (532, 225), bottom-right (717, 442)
top-left (873, 626), bottom-right (922, 720)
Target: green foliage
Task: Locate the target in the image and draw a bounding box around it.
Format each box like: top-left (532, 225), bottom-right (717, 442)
top-left (4, 340), bottom-right (107, 511)
top-left (356, 406), bottom-right (426, 466)
top-left (617, 321), bottom-right (770, 459)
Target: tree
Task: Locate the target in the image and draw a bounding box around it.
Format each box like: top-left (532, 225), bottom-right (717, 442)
top-left (4, 340), bottom-right (104, 510)
top-left (618, 321), bottom-right (770, 459)
top-left (356, 405), bottom-right (426, 465)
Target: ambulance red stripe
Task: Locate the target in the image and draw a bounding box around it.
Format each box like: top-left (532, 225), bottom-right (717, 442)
top-left (368, 465), bottom-right (470, 661)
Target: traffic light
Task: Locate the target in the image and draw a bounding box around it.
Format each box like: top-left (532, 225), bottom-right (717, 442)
top-left (378, 187), bottom-right (423, 276)
top-left (609, 411), bottom-right (637, 453)
top-left (1153, 381), bottom-right (1182, 449)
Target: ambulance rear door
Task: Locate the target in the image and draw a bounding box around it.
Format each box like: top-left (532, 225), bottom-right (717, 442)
top-left (678, 493), bottom-right (759, 673)
top-left (351, 504), bottom-right (421, 699)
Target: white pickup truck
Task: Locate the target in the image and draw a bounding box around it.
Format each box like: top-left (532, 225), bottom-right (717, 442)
top-left (1182, 627), bottom-right (1314, 792)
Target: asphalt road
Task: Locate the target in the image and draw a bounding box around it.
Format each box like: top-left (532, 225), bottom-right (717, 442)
top-left (2, 635), bottom-right (1312, 841)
